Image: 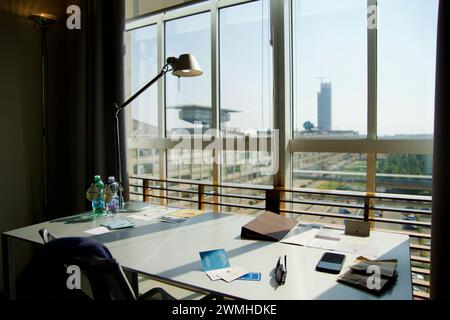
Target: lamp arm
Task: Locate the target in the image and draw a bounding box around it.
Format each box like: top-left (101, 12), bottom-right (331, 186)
top-left (115, 68), bottom-right (167, 118)
top-left (114, 63), bottom-right (171, 208)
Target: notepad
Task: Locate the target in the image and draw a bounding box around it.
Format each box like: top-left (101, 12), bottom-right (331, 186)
top-left (199, 249), bottom-right (247, 282)
top-left (199, 249), bottom-right (231, 280)
top-left (101, 218), bottom-right (135, 230)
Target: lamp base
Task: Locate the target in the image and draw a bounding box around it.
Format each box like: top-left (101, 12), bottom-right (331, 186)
top-left (119, 201), bottom-right (151, 213)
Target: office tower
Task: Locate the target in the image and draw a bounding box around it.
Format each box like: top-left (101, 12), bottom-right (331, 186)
top-left (317, 82), bottom-right (332, 131)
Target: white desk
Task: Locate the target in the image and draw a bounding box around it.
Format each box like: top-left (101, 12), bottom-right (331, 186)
top-left (2, 210), bottom-right (412, 300)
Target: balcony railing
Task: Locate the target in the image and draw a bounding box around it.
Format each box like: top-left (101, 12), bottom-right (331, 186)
top-left (129, 176), bottom-right (432, 299)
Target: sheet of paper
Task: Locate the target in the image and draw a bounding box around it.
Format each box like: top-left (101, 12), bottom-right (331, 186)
top-left (335, 236), bottom-right (378, 257)
top-left (280, 224), bottom-right (322, 246)
top-left (205, 268), bottom-right (231, 281)
top-left (128, 206), bottom-right (179, 221)
top-left (216, 267), bottom-right (248, 283)
top-left (85, 226), bottom-right (110, 235)
top-left (306, 228), bottom-right (343, 251)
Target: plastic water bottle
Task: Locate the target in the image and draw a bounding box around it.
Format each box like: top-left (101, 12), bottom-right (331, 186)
top-left (91, 175), bottom-right (105, 215)
top-left (105, 176), bottom-right (120, 215)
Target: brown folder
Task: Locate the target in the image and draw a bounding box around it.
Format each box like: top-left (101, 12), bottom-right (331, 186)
top-left (241, 212), bottom-right (298, 241)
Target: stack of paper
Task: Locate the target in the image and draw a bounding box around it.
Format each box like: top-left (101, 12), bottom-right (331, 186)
top-left (199, 249), bottom-right (248, 283)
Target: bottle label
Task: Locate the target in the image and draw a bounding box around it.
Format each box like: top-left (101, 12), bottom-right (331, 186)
top-left (86, 184), bottom-right (99, 201)
top-left (104, 185), bottom-right (113, 202)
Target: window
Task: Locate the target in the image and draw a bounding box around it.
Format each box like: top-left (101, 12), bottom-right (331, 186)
top-left (127, 25), bottom-right (158, 138)
top-left (219, 0), bottom-right (273, 134)
top-left (292, 0), bottom-right (367, 138)
top-left (377, 0), bottom-right (439, 138)
top-left (125, 0), bottom-right (437, 196)
top-left (165, 12), bottom-right (211, 135)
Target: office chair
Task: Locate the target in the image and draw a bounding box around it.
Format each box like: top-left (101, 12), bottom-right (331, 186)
top-left (17, 229), bottom-right (175, 300)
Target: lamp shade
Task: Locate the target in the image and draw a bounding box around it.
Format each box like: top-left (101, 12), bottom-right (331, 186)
top-left (172, 54), bottom-right (203, 77)
top-left (28, 13), bottom-right (58, 26)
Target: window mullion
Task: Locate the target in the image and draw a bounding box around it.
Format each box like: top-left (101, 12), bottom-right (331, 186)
top-left (157, 14), bottom-right (167, 204)
top-left (211, 0), bottom-right (220, 210)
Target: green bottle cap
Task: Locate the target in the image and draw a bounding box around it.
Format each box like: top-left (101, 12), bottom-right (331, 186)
top-left (94, 175), bottom-right (101, 182)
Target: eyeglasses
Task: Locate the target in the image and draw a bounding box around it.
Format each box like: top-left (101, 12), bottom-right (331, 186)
top-left (275, 255), bottom-right (287, 285)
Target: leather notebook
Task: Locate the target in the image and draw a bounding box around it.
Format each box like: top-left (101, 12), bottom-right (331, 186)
top-left (241, 212), bottom-right (298, 242)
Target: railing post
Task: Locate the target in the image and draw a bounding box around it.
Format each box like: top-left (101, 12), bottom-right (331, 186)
top-left (143, 179), bottom-right (150, 203)
top-left (198, 184), bottom-right (205, 210)
top-left (265, 189), bottom-right (280, 214)
top-left (364, 195), bottom-right (370, 221)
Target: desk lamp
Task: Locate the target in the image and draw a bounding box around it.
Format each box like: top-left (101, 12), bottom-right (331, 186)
top-left (115, 54), bottom-right (203, 212)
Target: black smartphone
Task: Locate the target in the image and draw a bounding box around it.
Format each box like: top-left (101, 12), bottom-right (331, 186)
top-left (315, 252), bottom-right (346, 274)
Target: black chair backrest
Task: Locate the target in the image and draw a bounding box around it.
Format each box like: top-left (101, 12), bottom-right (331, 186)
top-left (70, 256), bottom-right (137, 300)
top-left (17, 236), bottom-right (136, 300)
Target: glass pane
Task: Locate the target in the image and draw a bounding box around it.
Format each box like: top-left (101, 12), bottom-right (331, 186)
top-left (165, 13), bottom-right (211, 135)
top-left (377, 0), bottom-right (438, 139)
top-left (376, 154), bottom-right (432, 196)
top-left (292, 0), bottom-right (367, 138)
top-left (129, 148), bottom-right (160, 178)
top-left (167, 149), bottom-right (213, 181)
top-left (221, 151), bottom-right (273, 186)
top-left (219, 0), bottom-right (273, 135)
top-left (292, 153), bottom-right (367, 191)
top-left (127, 25), bottom-right (158, 138)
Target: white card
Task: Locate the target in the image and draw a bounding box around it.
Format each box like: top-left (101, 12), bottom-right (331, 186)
top-left (85, 226), bottom-right (110, 235)
top-left (205, 267), bottom-right (231, 281)
top-left (216, 267), bottom-right (248, 283)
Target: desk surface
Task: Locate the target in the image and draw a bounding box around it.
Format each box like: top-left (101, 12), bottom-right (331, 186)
top-left (4, 210), bottom-right (412, 300)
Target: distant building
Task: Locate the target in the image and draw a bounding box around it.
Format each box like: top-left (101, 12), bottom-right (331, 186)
top-left (317, 82), bottom-right (332, 131)
top-left (168, 105), bottom-right (239, 132)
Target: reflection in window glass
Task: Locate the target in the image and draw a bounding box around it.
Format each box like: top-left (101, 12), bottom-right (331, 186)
top-left (165, 13), bottom-right (211, 135)
top-left (220, 0), bottom-right (273, 135)
top-left (377, 0), bottom-right (438, 139)
top-left (128, 25), bottom-right (158, 138)
top-left (292, 153), bottom-right (367, 191)
top-left (376, 154), bottom-right (432, 196)
top-left (292, 0), bottom-right (367, 138)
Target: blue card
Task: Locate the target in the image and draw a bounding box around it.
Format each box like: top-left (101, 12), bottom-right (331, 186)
top-left (199, 249), bottom-right (230, 272)
top-left (238, 272), bottom-right (261, 281)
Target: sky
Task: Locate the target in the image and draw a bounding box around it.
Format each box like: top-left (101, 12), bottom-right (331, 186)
top-left (128, 0), bottom-right (439, 137)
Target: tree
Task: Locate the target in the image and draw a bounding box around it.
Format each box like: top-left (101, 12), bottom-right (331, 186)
top-left (303, 121), bottom-right (314, 132)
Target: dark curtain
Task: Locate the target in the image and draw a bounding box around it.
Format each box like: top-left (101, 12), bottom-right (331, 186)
top-left (46, 0), bottom-right (127, 219)
top-left (431, 0), bottom-right (450, 300)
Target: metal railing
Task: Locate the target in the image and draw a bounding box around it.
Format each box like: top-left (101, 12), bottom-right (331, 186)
top-left (129, 176), bottom-right (432, 299)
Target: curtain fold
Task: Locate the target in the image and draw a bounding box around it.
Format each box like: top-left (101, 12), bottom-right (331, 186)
top-left (431, 0), bottom-right (450, 300)
top-left (46, 0), bottom-right (127, 219)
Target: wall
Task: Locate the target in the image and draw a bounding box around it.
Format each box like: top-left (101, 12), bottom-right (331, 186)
top-left (0, 0), bottom-right (65, 295)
